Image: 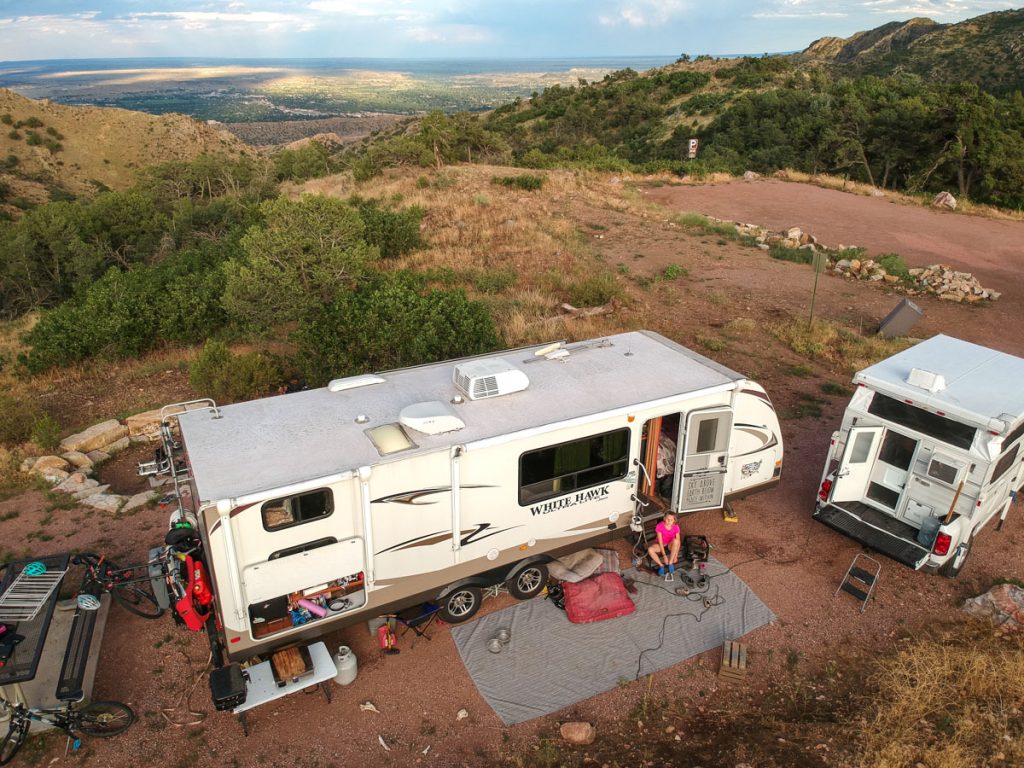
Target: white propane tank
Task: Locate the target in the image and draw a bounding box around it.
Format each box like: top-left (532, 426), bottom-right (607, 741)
top-left (334, 646), bottom-right (357, 686)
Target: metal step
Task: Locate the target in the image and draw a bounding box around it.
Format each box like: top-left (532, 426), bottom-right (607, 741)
top-left (56, 605), bottom-right (98, 702)
top-left (814, 504), bottom-right (929, 568)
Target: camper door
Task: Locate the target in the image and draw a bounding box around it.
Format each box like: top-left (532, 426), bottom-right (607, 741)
top-left (831, 426), bottom-right (883, 502)
top-left (674, 407), bottom-right (733, 513)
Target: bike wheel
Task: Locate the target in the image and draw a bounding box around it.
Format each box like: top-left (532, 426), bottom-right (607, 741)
top-left (0, 721), bottom-right (28, 765)
top-left (77, 702), bottom-right (134, 737)
top-left (112, 583), bottom-right (164, 619)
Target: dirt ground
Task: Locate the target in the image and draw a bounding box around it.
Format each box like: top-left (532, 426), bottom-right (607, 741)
top-left (3, 177), bottom-right (1024, 768)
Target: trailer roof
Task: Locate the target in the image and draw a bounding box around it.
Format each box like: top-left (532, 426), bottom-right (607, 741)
top-left (854, 335), bottom-right (1024, 431)
top-left (178, 331), bottom-right (743, 502)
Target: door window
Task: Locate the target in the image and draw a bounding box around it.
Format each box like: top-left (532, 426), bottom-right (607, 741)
top-left (849, 430), bottom-right (875, 463)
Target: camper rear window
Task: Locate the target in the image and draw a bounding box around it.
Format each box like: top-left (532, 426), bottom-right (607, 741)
top-left (262, 489), bottom-right (333, 532)
top-left (992, 444), bottom-right (1020, 482)
top-left (518, 428), bottom-right (630, 506)
top-left (867, 393), bottom-right (976, 450)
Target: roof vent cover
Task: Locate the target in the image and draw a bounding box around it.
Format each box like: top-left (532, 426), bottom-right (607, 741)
top-left (453, 358), bottom-right (529, 401)
top-left (399, 401), bottom-right (465, 435)
top-left (906, 367), bottom-right (946, 393)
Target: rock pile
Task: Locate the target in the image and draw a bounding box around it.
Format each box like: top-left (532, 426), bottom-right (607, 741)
top-left (962, 583), bottom-right (1024, 633)
top-left (908, 265), bottom-right (1000, 303)
top-left (20, 412), bottom-right (162, 514)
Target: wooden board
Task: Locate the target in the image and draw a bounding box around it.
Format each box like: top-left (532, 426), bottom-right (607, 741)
top-left (271, 645), bottom-right (313, 686)
top-left (719, 640), bottom-right (748, 682)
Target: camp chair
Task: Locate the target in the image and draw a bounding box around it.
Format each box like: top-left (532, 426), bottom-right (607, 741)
top-left (394, 602), bottom-right (442, 643)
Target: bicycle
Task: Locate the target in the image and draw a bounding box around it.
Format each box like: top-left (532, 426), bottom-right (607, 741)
top-left (0, 697), bottom-right (134, 765)
top-left (72, 552), bottom-right (164, 620)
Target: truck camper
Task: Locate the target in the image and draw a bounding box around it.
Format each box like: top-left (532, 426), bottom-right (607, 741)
top-left (149, 331), bottom-right (783, 664)
top-left (814, 335), bottom-right (1024, 575)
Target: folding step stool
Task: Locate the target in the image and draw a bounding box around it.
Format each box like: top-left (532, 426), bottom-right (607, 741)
top-left (835, 553), bottom-right (881, 612)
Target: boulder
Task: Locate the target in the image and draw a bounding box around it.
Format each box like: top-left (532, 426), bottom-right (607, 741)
top-left (85, 450), bottom-right (111, 465)
top-left (962, 584), bottom-right (1024, 631)
top-left (72, 482), bottom-right (105, 499)
top-left (125, 408), bottom-right (164, 439)
top-left (80, 493), bottom-right (125, 514)
top-left (61, 451), bottom-right (94, 469)
top-left (742, 170), bottom-right (761, 181)
top-left (106, 437), bottom-right (131, 455)
top-left (870, 188), bottom-right (885, 197)
top-left (122, 491), bottom-right (158, 513)
top-left (40, 468), bottom-right (70, 483)
top-left (560, 722), bottom-right (597, 745)
top-left (60, 420), bottom-right (128, 454)
top-left (31, 455), bottom-right (70, 474)
top-left (932, 191), bottom-right (957, 210)
top-left (785, 227), bottom-right (803, 241)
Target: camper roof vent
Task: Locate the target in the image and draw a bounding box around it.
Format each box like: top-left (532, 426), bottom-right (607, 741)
top-left (906, 368), bottom-right (946, 393)
top-left (452, 358), bottom-right (529, 401)
top-left (328, 374), bottom-right (386, 393)
top-left (399, 401), bottom-right (465, 435)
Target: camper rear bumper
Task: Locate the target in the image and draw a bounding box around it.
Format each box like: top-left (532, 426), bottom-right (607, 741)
top-left (813, 503), bottom-right (930, 569)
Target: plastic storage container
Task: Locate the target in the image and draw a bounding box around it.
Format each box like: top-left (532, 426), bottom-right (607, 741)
top-left (917, 515), bottom-right (942, 548)
top-left (334, 646), bottom-right (357, 686)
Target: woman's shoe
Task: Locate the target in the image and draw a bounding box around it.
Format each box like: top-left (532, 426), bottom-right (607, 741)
top-left (668, 563), bottom-right (676, 574)
top-left (657, 565), bottom-right (666, 577)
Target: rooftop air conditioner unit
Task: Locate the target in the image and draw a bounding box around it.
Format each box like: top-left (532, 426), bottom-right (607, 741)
top-left (452, 358), bottom-right (529, 401)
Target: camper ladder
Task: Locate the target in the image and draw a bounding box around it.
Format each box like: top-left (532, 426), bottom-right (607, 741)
top-left (835, 553), bottom-right (881, 613)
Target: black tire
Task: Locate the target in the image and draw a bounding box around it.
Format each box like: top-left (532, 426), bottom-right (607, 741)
top-left (438, 585), bottom-right (482, 624)
top-left (113, 583), bottom-right (164, 619)
top-left (507, 563), bottom-right (548, 600)
top-left (939, 537), bottom-right (972, 578)
top-left (76, 702), bottom-right (134, 737)
top-left (0, 721), bottom-right (28, 765)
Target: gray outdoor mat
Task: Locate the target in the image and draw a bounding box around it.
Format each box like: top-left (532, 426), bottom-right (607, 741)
top-left (450, 559), bottom-right (774, 725)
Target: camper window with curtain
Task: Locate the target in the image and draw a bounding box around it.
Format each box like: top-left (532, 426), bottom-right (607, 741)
top-left (518, 428), bottom-right (630, 505)
top-left (261, 488), bottom-right (334, 531)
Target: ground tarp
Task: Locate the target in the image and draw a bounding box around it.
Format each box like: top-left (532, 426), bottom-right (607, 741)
top-left (450, 560), bottom-right (774, 725)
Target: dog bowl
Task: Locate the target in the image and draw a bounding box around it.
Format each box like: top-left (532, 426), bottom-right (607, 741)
top-left (496, 628), bottom-right (511, 645)
top-left (487, 638), bottom-right (503, 654)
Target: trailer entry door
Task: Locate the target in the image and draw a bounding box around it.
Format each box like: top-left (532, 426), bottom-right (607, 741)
top-left (832, 426), bottom-right (883, 503)
top-left (675, 407), bottom-right (733, 513)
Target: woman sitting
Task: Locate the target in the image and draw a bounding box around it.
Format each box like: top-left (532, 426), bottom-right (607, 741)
top-left (648, 511), bottom-right (681, 576)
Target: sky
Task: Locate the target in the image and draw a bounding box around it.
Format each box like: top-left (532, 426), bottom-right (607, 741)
top-left (0, 0), bottom-right (1018, 61)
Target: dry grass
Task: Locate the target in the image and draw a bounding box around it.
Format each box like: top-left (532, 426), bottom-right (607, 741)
top-left (771, 318), bottom-right (911, 374)
top-left (858, 625), bottom-right (1024, 768)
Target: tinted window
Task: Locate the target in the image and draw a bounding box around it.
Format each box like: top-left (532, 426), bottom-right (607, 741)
top-left (519, 429), bottom-right (630, 505)
top-left (262, 488), bottom-right (333, 531)
top-left (993, 445), bottom-right (1020, 482)
top-left (867, 393), bottom-right (976, 450)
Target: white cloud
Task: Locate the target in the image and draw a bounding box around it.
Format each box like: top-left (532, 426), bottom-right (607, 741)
top-left (306, 0), bottom-right (431, 21)
top-left (752, 0), bottom-right (1016, 20)
top-left (598, 1), bottom-right (691, 28)
top-left (406, 23), bottom-right (492, 43)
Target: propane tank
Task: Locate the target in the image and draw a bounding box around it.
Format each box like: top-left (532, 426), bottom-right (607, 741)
top-left (333, 646), bottom-right (358, 685)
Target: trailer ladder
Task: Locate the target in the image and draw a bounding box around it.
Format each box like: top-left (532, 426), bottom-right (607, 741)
top-left (0, 566), bottom-right (67, 621)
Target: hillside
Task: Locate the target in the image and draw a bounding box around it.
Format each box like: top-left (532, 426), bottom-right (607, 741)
top-left (0, 89), bottom-right (248, 206)
top-left (802, 9), bottom-right (1024, 95)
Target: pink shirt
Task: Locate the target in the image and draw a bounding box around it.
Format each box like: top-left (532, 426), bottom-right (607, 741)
top-left (656, 521), bottom-right (679, 545)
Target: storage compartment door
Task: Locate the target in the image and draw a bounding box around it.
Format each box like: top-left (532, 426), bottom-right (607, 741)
top-left (832, 426), bottom-right (883, 503)
top-left (242, 537), bottom-right (365, 604)
top-left (675, 407), bottom-right (733, 513)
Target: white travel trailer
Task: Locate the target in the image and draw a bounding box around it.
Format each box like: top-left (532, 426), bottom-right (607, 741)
top-left (814, 335), bottom-right (1024, 575)
top-left (162, 331), bottom-right (782, 661)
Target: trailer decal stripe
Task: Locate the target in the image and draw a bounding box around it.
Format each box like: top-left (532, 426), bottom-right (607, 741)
top-left (732, 424), bottom-right (779, 458)
top-left (371, 485), bottom-right (495, 505)
top-left (740, 389), bottom-right (775, 410)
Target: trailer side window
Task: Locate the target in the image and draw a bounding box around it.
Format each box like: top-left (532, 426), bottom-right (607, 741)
top-left (1003, 421), bottom-right (1024, 451)
top-left (518, 428), bottom-right (630, 506)
top-left (262, 488), bottom-right (333, 531)
top-left (992, 445), bottom-right (1020, 482)
top-left (867, 393), bottom-right (976, 450)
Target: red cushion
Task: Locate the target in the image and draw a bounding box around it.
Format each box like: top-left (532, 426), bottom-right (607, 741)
top-left (562, 572), bottom-right (636, 624)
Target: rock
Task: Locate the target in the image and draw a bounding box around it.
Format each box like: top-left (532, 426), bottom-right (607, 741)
top-left (849, 259), bottom-right (862, 272)
top-left (31, 455), bottom-right (70, 474)
top-left (799, 232), bottom-right (817, 246)
top-left (85, 450), bottom-right (111, 465)
top-left (932, 191), bottom-right (957, 210)
top-left (835, 259), bottom-right (852, 271)
top-left (125, 408), bottom-right (164, 439)
top-left (73, 482), bottom-right (105, 499)
top-left (757, 243), bottom-right (770, 251)
top-left (19, 457), bottom-right (35, 473)
top-left (40, 469), bottom-right (69, 483)
top-left (60, 420), bottom-right (128, 454)
top-left (106, 436), bottom-right (130, 455)
top-left (785, 227), bottom-right (803, 241)
top-left (609, 176), bottom-right (621, 185)
top-left (80, 493), bottom-right (125, 513)
top-left (560, 722), bottom-right (596, 746)
top-left (61, 451), bottom-right (94, 469)
top-left (963, 584), bottom-right (1024, 631)
top-left (742, 170), bottom-right (760, 181)
top-left (884, 274), bottom-right (899, 283)
top-left (870, 188), bottom-right (885, 197)
top-left (122, 491), bottom-right (159, 513)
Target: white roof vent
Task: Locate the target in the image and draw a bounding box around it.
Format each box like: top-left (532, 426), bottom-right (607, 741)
top-left (906, 367), bottom-right (946, 393)
top-left (328, 374), bottom-right (386, 393)
top-left (453, 358), bottom-right (529, 401)
top-left (399, 401), bottom-right (465, 435)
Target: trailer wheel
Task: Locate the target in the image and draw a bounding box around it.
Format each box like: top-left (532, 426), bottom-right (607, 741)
top-left (507, 563), bottom-right (548, 601)
top-left (939, 537), bottom-right (972, 578)
top-left (438, 585), bottom-right (482, 623)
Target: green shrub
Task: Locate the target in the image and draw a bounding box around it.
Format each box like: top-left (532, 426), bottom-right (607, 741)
top-left (0, 114), bottom-right (12, 126)
top-left (769, 244), bottom-right (813, 264)
top-left (876, 253), bottom-right (910, 280)
top-left (25, 131), bottom-right (41, 146)
top-left (45, 126), bottom-right (63, 140)
top-left (189, 340), bottom-right (281, 404)
top-left (660, 264), bottom-right (688, 280)
top-left (31, 414), bottom-right (61, 450)
top-left (473, 269), bottom-right (517, 294)
top-left (0, 393), bottom-right (37, 446)
top-left (348, 196), bottom-right (423, 259)
top-left (3, 154), bottom-right (17, 169)
top-left (491, 174), bottom-right (546, 191)
top-left (7, 130), bottom-right (20, 141)
top-left (293, 271), bottom-right (500, 386)
top-left (23, 117), bottom-right (43, 129)
top-left (568, 272), bottom-right (621, 307)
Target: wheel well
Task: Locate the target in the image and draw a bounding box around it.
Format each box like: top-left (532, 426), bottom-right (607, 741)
top-left (501, 555), bottom-right (552, 582)
top-left (437, 555), bottom-right (554, 598)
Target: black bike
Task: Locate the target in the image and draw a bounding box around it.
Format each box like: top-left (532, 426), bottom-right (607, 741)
top-left (73, 552), bottom-right (163, 619)
top-left (0, 697), bottom-right (134, 764)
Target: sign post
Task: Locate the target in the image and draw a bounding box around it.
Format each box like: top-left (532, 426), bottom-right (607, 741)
top-left (809, 251), bottom-right (827, 328)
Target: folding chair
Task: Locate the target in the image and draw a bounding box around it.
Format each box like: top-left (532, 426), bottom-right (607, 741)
top-left (393, 602), bottom-right (442, 643)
